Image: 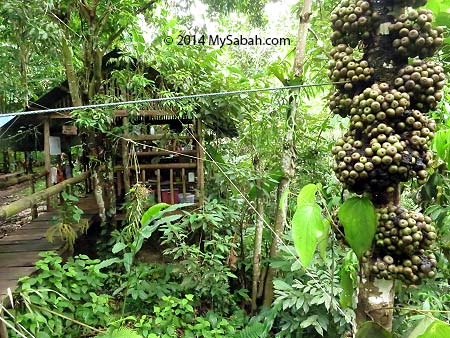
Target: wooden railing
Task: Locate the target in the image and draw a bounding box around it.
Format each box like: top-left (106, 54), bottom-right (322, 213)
top-left (0, 172), bottom-right (90, 221)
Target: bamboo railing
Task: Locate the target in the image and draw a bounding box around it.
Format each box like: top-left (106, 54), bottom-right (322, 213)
top-left (0, 172), bottom-right (89, 221)
top-left (0, 170), bottom-right (47, 189)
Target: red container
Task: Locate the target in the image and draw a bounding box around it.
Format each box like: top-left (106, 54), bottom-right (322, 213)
top-left (161, 189), bottom-right (179, 204)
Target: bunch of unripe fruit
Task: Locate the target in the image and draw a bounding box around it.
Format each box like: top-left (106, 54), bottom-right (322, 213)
top-left (329, 0), bottom-right (444, 284)
top-left (330, 0), bottom-right (378, 47)
top-left (364, 205), bottom-right (437, 284)
top-left (394, 59), bottom-right (445, 112)
top-left (389, 8), bottom-right (444, 59)
top-left (328, 44), bottom-right (374, 92)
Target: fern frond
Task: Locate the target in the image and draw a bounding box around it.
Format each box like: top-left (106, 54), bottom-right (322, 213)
top-left (238, 322), bottom-right (267, 338)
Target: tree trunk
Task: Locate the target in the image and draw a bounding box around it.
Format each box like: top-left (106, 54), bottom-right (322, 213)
top-left (61, 31), bottom-right (82, 107)
top-left (354, 0), bottom-right (407, 331)
top-left (263, 0), bottom-right (313, 307)
top-left (356, 277), bottom-right (394, 331)
top-left (18, 38), bottom-right (29, 108)
top-left (251, 158), bottom-right (264, 312)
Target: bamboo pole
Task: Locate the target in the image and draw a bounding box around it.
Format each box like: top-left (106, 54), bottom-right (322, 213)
top-left (0, 170), bottom-right (47, 189)
top-left (0, 172), bottom-right (89, 221)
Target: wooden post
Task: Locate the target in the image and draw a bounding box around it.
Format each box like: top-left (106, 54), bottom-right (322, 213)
top-left (2, 151), bottom-right (8, 173)
top-left (181, 168), bottom-right (187, 201)
top-left (44, 118), bottom-right (51, 210)
top-left (169, 169), bottom-right (174, 204)
top-left (156, 169), bottom-right (161, 203)
top-left (30, 177), bottom-right (38, 219)
top-left (13, 152), bottom-right (17, 172)
top-left (116, 171), bottom-right (122, 199)
top-left (196, 119), bottom-right (205, 204)
top-left (0, 308), bottom-right (8, 338)
top-left (122, 117), bottom-right (131, 198)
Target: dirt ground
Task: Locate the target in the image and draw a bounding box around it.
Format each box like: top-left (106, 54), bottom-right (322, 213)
top-left (0, 181), bottom-right (46, 238)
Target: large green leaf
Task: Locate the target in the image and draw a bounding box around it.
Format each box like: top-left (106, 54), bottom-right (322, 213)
top-left (297, 183), bottom-right (318, 206)
top-left (406, 317), bottom-right (434, 338)
top-left (417, 320), bottom-right (450, 338)
top-left (318, 218), bottom-right (330, 261)
top-left (140, 203), bottom-right (169, 227)
top-left (338, 197), bottom-right (377, 258)
top-left (356, 322), bottom-right (392, 338)
top-left (292, 203), bottom-right (324, 267)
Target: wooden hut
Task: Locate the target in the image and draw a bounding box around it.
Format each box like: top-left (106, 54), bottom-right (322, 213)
top-left (0, 51), bottom-right (205, 207)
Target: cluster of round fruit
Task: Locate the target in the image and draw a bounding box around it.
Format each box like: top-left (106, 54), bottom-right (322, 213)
top-left (389, 9), bottom-right (444, 59)
top-left (328, 44), bottom-right (374, 92)
top-left (329, 91), bottom-right (353, 117)
top-left (331, 132), bottom-right (432, 194)
top-left (366, 205), bottom-right (437, 284)
top-left (349, 83), bottom-right (411, 130)
top-left (330, 0), bottom-right (378, 47)
top-left (375, 206), bottom-right (435, 254)
top-left (368, 251), bottom-right (437, 284)
top-left (331, 82), bottom-right (435, 193)
top-left (394, 59), bottom-right (445, 112)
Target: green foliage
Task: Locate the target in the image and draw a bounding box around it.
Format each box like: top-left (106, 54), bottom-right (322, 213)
top-left (159, 199), bottom-right (242, 313)
top-left (292, 203), bottom-right (324, 267)
top-left (11, 252), bottom-right (111, 337)
top-left (120, 184), bottom-right (159, 242)
top-left (339, 251), bottom-right (358, 309)
top-left (355, 321), bottom-right (392, 338)
top-left (46, 191), bottom-right (87, 252)
top-left (96, 327), bottom-right (143, 338)
top-left (417, 320), bottom-right (450, 338)
top-left (271, 256), bottom-right (353, 337)
top-left (434, 129), bottom-right (450, 168)
top-left (73, 108), bottom-right (115, 133)
top-left (338, 196), bottom-right (377, 258)
top-left (238, 322), bottom-right (268, 338)
top-left (292, 184), bottom-right (328, 267)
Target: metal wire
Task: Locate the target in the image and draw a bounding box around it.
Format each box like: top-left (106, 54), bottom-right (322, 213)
top-left (0, 81), bottom-right (345, 118)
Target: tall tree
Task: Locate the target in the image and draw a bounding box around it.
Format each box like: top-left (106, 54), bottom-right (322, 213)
top-left (263, 0), bottom-right (313, 306)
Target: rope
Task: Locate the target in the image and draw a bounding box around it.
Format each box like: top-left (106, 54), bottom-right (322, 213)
top-left (0, 81), bottom-right (344, 118)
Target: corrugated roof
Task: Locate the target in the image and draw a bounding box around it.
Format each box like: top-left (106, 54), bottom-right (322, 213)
top-left (0, 116), bottom-right (14, 128)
